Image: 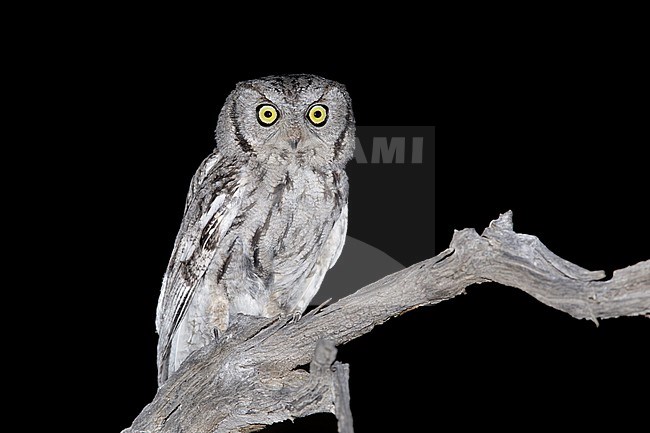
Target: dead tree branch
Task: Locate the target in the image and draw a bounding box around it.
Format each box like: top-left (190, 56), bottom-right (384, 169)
top-left (122, 211), bottom-right (649, 433)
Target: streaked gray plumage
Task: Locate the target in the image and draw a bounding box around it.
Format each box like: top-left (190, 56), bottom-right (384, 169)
top-left (155, 75), bottom-right (355, 385)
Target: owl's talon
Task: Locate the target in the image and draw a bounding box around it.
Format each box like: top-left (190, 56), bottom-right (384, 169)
top-left (290, 311), bottom-right (302, 323)
top-left (213, 327), bottom-right (221, 342)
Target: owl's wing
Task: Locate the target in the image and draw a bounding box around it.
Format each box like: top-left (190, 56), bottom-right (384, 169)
top-left (155, 150), bottom-right (241, 383)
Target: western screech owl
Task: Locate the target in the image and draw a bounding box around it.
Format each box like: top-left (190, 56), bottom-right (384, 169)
top-left (155, 75), bottom-right (355, 384)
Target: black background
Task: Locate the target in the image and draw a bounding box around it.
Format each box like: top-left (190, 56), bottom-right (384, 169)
top-left (51, 29), bottom-right (649, 432)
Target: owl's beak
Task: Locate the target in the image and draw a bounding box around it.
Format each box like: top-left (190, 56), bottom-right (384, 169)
top-left (285, 127), bottom-right (304, 150)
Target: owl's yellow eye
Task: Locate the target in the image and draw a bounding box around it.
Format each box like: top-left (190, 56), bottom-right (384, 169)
top-left (257, 104), bottom-right (279, 126)
top-left (308, 104), bottom-right (328, 126)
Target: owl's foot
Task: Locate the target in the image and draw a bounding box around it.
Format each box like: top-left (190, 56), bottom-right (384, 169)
top-left (277, 310), bottom-right (303, 324)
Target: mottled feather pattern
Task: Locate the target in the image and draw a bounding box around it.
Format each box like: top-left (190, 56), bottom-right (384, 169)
top-left (156, 152), bottom-right (243, 380)
top-left (156, 75), bottom-right (355, 384)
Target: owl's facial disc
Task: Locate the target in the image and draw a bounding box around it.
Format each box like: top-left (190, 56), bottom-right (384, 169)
top-left (222, 75), bottom-right (355, 167)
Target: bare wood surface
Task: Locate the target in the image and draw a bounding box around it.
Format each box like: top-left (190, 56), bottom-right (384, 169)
top-left (123, 211), bottom-right (649, 433)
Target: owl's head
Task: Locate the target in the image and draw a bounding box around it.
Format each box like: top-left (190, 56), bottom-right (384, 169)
top-left (215, 74), bottom-right (355, 169)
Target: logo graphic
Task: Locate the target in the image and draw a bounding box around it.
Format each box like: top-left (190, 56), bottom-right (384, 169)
top-left (314, 126), bottom-right (435, 304)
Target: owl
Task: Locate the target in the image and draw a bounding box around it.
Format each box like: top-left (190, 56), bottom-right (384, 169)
top-left (155, 75), bottom-right (355, 385)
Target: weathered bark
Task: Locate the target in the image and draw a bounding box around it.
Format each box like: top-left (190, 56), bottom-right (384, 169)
top-left (123, 211), bottom-right (649, 433)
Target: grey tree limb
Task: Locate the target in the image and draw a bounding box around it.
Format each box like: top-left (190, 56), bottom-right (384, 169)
top-left (122, 211), bottom-right (649, 433)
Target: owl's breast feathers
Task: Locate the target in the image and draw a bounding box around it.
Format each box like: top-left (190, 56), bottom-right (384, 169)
top-left (239, 161), bottom-right (348, 311)
top-left (156, 150), bottom-right (348, 382)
